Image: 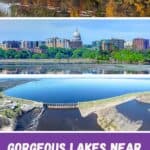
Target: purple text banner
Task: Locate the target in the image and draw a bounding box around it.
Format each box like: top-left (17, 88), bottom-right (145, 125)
top-left (0, 133), bottom-right (149, 150)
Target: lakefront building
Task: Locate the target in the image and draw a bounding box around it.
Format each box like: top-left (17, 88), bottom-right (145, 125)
top-left (3, 41), bottom-right (21, 49)
top-left (46, 37), bottom-right (70, 49)
top-left (111, 39), bottom-right (125, 50)
top-left (100, 40), bottom-right (113, 51)
top-left (21, 41), bottom-right (45, 49)
top-left (133, 38), bottom-right (150, 51)
top-left (124, 41), bottom-right (133, 49)
top-left (100, 39), bottom-right (125, 51)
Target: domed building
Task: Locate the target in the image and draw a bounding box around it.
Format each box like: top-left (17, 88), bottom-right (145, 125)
top-left (70, 29), bottom-right (83, 49)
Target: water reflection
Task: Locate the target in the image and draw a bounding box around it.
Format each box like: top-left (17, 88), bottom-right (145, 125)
top-left (0, 64), bottom-right (150, 74)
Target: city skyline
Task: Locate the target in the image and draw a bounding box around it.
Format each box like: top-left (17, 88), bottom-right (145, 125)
top-left (0, 19), bottom-right (150, 44)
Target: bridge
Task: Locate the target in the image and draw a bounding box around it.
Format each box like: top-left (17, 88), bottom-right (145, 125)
top-left (43, 103), bottom-right (79, 109)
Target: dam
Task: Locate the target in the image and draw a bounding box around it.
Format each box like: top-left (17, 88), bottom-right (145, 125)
top-left (44, 103), bottom-right (79, 109)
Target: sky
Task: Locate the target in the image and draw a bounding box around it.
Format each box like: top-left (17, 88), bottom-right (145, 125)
top-left (0, 19), bottom-right (150, 44)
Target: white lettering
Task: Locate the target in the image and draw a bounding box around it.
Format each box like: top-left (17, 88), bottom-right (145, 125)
top-left (59, 143), bottom-right (66, 150)
top-left (111, 143), bottom-right (142, 150)
top-left (30, 143), bottom-right (37, 150)
top-left (7, 143), bottom-right (14, 150)
top-left (22, 143), bottom-right (29, 150)
top-left (70, 143), bottom-right (73, 150)
top-left (134, 143), bottom-right (141, 150)
top-left (100, 143), bottom-right (107, 150)
top-left (77, 143), bottom-right (84, 150)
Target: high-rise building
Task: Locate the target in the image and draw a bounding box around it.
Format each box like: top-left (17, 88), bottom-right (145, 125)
top-left (70, 29), bottom-right (82, 49)
top-left (133, 38), bottom-right (149, 51)
top-left (3, 41), bottom-right (21, 49)
top-left (100, 39), bottom-right (125, 51)
top-left (124, 41), bottom-right (133, 49)
top-left (46, 37), bottom-right (70, 49)
top-left (111, 39), bottom-right (125, 50)
top-left (92, 41), bottom-right (101, 50)
top-left (21, 41), bottom-right (45, 50)
top-left (100, 40), bottom-right (113, 51)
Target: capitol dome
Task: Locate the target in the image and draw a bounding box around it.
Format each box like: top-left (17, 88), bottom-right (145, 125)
top-left (72, 29), bottom-right (81, 41)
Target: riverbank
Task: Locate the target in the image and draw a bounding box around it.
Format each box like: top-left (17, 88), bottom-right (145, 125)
top-left (0, 93), bottom-right (42, 131)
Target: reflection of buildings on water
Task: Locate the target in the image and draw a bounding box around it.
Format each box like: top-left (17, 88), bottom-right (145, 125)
top-left (0, 64), bottom-right (150, 74)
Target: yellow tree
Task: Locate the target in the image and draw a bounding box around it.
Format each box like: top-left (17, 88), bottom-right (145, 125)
top-left (105, 0), bottom-right (117, 17)
top-left (134, 3), bottom-right (144, 16)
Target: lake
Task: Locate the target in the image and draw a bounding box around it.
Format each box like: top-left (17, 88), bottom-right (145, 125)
top-left (4, 78), bottom-right (150, 103)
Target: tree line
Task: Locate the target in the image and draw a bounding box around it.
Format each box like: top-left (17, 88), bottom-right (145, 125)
top-left (0, 46), bottom-right (150, 64)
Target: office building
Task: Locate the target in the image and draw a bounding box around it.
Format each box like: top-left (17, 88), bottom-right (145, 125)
top-left (3, 41), bottom-right (21, 49)
top-left (92, 41), bottom-right (101, 50)
top-left (111, 39), bottom-right (125, 50)
top-left (133, 38), bottom-right (149, 51)
top-left (46, 37), bottom-right (70, 49)
top-left (100, 40), bottom-right (113, 51)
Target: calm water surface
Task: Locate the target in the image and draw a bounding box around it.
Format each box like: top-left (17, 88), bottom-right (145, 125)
top-left (0, 64), bottom-right (150, 74)
top-left (117, 100), bottom-right (150, 130)
top-left (4, 78), bottom-right (150, 103)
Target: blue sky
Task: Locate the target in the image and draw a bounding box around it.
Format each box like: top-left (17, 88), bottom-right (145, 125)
top-left (0, 19), bottom-right (150, 44)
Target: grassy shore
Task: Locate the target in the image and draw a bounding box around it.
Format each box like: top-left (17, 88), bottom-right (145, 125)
top-left (0, 59), bottom-right (97, 64)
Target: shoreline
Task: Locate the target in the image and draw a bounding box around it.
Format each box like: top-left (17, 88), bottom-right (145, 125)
top-left (0, 59), bottom-right (97, 64)
top-left (0, 59), bottom-right (150, 65)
